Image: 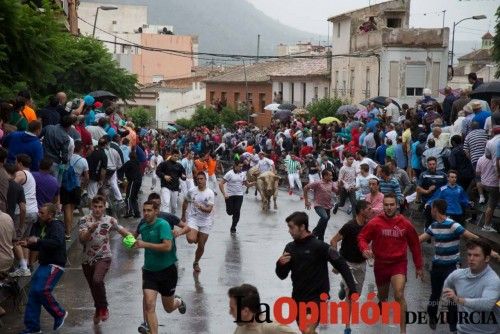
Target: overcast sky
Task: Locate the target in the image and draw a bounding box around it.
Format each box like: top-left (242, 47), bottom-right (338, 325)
top-left (247, 0), bottom-right (497, 41)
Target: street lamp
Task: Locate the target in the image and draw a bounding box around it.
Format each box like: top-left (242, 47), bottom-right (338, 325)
top-left (450, 15), bottom-right (486, 69)
top-left (92, 6), bottom-right (118, 37)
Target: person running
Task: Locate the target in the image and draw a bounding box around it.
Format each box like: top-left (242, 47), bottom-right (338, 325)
top-left (134, 200), bottom-right (186, 334)
top-left (305, 154), bottom-right (320, 183)
top-left (219, 160), bottom-right (253, 233)
top-left (357, 193), bottom-right (423, 334)
top-left (78, 195), bottom-right (132, 324)
top-left (180, 151), bottom-right (195, 201)
top-left (134, 192), bottom-right (190, 334)
top-left (416, 156), bottom-right (447, 229)
top-left (276, 211), bottom-right (357, 334)
top-left (284, 154), bottom-right (303, 199)
top-left (122, 150), bottom-right (143, 218)
top-left (18, 203), bottom-right (68, 334)
top-left (333, 153), bottom-right (356, 218)
top-left (330, 200), bottom-right (371, 334)
top-left (303, 169), bottom-right (337, 241)
top-left (442, 239), bottom-right (500, 334)
top-left (149, 150), bottom-right (163, 191)
top-left (182, 172), bottom-right (215, 272)
top-left (419, 199), bottom-right (482, 332)
top-left (364, 176), bottom-right (384, 219)
top-left (156, 149), bottom-right (186, 214)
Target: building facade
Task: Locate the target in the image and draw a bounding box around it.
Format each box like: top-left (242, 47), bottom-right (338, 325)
top-left (78, 2), bottom-right (197, 84)
top-left (328, 0), bottom-right (449, 105)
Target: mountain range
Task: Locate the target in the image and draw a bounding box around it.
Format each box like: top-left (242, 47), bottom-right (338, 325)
top-left (81, 0), bottom-right (323, 60)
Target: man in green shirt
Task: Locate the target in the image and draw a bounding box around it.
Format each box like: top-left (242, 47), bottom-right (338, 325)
top-left (135, 200), bottom-right (186, 334)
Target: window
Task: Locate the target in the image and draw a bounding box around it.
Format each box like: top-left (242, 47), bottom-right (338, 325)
top-left (405, 64), bottom-right (426, 96)
top-left (337, 22), bottom-right (341, 38)
top-left (209, 91), bottom-right (215, 102)
top-left (342, 70), bottom-right (347, 96)
top-left (291, 83), bottom-right (295, 103)
top-left (221, 92), bottom-right (227, 100)
top-left (247, 92), bottom-right (253, 103)
top-left (324, 87), bottom-right (329, 98)
top-left (365, 68), bottom-right (371, 98)
top-left (302, 83), bottom-right (306, 107)
top-left (349, 69), bottom-right (355, 97)
top-left (314, 87), bottom-right (319, 100)
top-left (387, 18), bottom-right (402, 28)
top-left (234, 92), bottom-right (240, 103)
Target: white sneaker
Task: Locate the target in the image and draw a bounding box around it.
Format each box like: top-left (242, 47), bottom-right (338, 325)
top-left (481, 225), bottom-right (495, 232)
top-left (9, 268), bottom-right (31, 277)
top-left (479, 196), bottom-right (486, 204)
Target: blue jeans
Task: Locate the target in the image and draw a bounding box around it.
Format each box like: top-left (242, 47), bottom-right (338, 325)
top-left (427, 263), bottom-right (458, 331)
top-left (24, 264), bottom-right (66, 331)
top-left (312, 206), bottom-right (330, 241)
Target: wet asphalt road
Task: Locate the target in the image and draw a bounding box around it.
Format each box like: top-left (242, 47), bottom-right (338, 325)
top-left (2, 176), bottom-right (498, 334)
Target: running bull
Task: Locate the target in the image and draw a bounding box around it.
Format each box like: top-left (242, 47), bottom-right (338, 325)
top-left (256, 171), bottom-right (279, 212)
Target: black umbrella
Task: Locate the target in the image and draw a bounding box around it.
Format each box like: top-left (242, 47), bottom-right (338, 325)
top-left (470, 81), bottom-right (500, 104)
top-left (359, 99), bottom-right (371, 107)
top-left (370, 96), bottom-right (401, 110)
top-left (89, 90), bottom-right (117, 101)
top-left (278, 103), bottom-right (297, 111)
top-left (273, 109), bottom-right (293, 122)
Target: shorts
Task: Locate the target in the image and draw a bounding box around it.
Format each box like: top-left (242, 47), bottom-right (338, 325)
top-left (14, 212), bottom-right (38, 241)
top-left (187, 220), bottom-right (213, 234)
top-left (374, 260), bottom-right (407, 286)
top-left (142, 264), bottom-right (178, 297)
top-left (484, 186), bottom-right (499, 210)
top-left (344, 261), bottom-right (367, 294)
top-left (60, 186), bottom-right (81, 206)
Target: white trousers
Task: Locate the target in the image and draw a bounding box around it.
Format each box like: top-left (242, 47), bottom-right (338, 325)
top-left (160, 187), bottom-right (178, 214)
top-left (308, 173), bottom-right (320, 183)
top-left (109, 171), bottom-right (123, 201)
top-left (208, 174), bottom-right (218, 194)
top-left (179, 178), bottom-right (195, 202)
top-left (288, 172), bottom-right (302, 190)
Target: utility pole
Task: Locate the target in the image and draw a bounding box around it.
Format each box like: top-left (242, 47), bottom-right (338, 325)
top-left (242, 58), bottom-right (250, 122)
top-left (68, 0), bottom-right (78, 35)
top-left (442, 10), bottom-right (446, 28)
top-left (256, 34), bottom-right (261, 63)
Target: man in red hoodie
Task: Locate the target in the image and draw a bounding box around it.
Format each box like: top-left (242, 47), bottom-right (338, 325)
top-left (357, 192), bottom-right (423, 334)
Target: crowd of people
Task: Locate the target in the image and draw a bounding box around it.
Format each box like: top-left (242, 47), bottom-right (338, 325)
top-left (0, 79), bottom-right (498, 334)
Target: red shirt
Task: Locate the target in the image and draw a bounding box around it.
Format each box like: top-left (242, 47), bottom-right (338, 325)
top-left (299, 145), bottom-right (313, 158)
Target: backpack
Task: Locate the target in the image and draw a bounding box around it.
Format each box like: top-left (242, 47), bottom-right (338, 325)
top-left (61, 157), bottom-right (82, 192)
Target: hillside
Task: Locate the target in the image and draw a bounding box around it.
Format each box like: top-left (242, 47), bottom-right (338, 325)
top-left (81, 0), bottom-right (323, 58)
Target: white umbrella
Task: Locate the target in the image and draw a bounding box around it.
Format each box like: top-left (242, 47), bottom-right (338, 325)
top-left (264, 103), bottom-right (280, 111)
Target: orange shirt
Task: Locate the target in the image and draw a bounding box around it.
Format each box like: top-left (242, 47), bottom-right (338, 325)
top-left (194, 159), bottom-right (208, 174)
top-left (207, 158), bottom-right (217, 176)
top-left (20, 106), bottom-right (37, 122)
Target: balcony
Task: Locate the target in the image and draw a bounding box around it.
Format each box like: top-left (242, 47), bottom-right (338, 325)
top-left (351, 28), bottom-right (449, 52)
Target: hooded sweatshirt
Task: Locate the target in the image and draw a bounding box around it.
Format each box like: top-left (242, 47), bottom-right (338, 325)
top-left (3, 131), bottom-right (43, 171)
top-left (357, 213), bottom-right (423, 269)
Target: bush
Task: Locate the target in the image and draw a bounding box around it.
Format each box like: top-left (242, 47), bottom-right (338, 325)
top-left (126, 107), bottom-right (153, 127)
top-left (175, 117), bottom-right (194, 129)
top-left (191, 106), bottom-right (221, 128)
top-left (219, 106), bottom-right (247, 128)
top-left (307, 98), bottom-right (346, 121)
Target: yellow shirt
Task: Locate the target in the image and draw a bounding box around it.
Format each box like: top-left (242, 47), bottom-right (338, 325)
top-left (402, 128), bottom-right (411, 152)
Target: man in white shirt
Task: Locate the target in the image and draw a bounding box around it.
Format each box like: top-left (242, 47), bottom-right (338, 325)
top-left (333, 154), bottom-right (357, 218)
top-left (355, 150), bottom-right (378, 175)
top-left (384, 98), bottom-right (400, 123)
top-left (257, 152), bottom-right (275, 173)
top-left (385, 123), bottom-right (397, 145)
top-left (182, 172), bottom-right (215, 273)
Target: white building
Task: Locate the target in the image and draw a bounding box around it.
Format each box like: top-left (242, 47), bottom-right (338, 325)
top-left (328, 0), bottom-right (449, 105)
top-left (270, 58), bottom-right (330, 107)
top-left (276, 42), bottom-right (326, 57)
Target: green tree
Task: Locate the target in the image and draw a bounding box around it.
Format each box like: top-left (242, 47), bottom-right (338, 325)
top-left (306, 97), bottom-right (345, 121)
top-left (0, 0), bottom-right (137, 100)
top-left (219, 106), bottom-right (247, 128)
top-left (126, 107), bottom-right (153, 127)
top-left (493, 6), bottom-right (500, 78)
top-left (191, 105), bottom-right (220, 128)
top-left (175, 117), bottom-right (194, 129)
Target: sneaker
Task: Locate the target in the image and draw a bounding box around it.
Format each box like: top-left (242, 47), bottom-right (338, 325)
top-left (99, 308), bottom-right (109, 322)
top-left (347, 207), bottom-right (352, 215)
top-left (150, 187), bottom-right (154, 190)
top-left (65, 234), bottom-right (71, 242)
top-left (175, 295), bottom-right (186, 314)
top-left (344, 328), bottom-right (352, 334)
top-left (479, 196), bottom-right (486, 204)
top-left (338, 283), bottom-right (346, 300)
top-left (300, 196), bottom-right (304, 200)
top-left (429, 317), bottom-right (437, 330)
top-left (9, 268), bottom-right (31, 277)
top-left (288, 189), bottom-right (293, 195)
top-left (230, 227), bottom-right (237, 234)
top-left (482, 225), bottom-right (495, 232)
top-left (332, 203), bottom-right (339, 215)
top-left (138, 322), bottom-right (150, 333)
top-left (53, 311), bottom-right (68, 331)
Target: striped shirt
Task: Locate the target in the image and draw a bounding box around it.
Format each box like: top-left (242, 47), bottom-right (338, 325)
top-left (285, 156), bottom-right (301, 174)
top-left (463, 129), bottom-right (488, 165)
top-left (425, 218), bottom-right (465, 266)
top-left (379, 177), bottom-right (403, 202)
